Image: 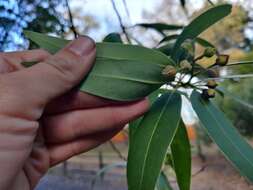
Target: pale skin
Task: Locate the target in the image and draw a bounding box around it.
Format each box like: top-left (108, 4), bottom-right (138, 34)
top-left (0, 37), bottom-right (149, 190)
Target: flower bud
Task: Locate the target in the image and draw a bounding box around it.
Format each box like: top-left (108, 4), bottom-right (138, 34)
top-left (203, 47), bottom-right (216, 58)
top-left (202, 89), bottom-right (216, 99)
top-left (162, 65), bottom-right (177, 77)
top-left (216, 54), bottom-right (229, 66)
top-left (180, 60), bottom-right (192, 70)
top-left (206, 80), bottom-right (217, 89)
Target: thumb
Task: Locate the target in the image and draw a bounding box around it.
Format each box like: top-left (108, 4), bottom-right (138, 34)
top-left (0, 37), bottom-right (96, 117)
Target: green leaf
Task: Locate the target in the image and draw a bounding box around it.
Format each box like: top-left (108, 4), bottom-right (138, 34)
top-left (190, 91), bottom-right (253, 182)
top-left (103, 32), bottom-right (123, 43)
top-left (194, 37), bottom-right (215, 48)
top-left (136, 23), bottom-right (184, 34)
top-left (158, 43), bottom-right (193, 62)
top-left (171, 4), bottom-right (232, 60)
top-left (156, 172), bottom-right (174, 190)
top-left (24, 30), bottom-right (69, 54)
top-left (129, 89), bottom-right (167, 148)
top-left (24, 31), bottom-right (175, 101)
top-left (127, 92), bottom-right (182, 190)
top-left (171, 120), bottom-right (191, 190)
top-left (159, 34), bottom-right (214, 48)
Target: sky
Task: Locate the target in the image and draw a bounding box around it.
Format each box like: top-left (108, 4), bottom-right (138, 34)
top-left (68, 0), bottom-right (164, 40)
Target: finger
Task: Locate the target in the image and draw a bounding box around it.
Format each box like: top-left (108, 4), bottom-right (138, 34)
top-left (0, 49), bottom-right (50, 73)
top-left (45, 90), bottom-right (126, 114)
top-left (43, 99), bottom-right (149, 143)
top-left (0, 37), bottom-right (96, 119)
top-left (48, 128), bottom-right (122, 166)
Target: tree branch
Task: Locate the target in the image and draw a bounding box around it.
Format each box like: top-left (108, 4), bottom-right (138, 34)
top-left (110, 0), bottom-right (131, 43)
top-left (65, 0), bottom-right (78, 39)
top-left (109, 140), bottom-right (127, 161)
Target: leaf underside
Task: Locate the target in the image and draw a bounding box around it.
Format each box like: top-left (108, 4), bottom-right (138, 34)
top-left (24, 31), bottom-right (175, 101)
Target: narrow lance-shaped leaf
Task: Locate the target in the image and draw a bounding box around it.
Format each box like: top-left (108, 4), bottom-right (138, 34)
top-left (190, 91), bottom-right (253, 182)
top-left (127, 92), bottom-right (182, 190)
top-left (171, 4), bottom-right (232, 60)
top-left (159, 34), bottom-right (214, 48)
top-left (129, 89), bottom-right (163, 143)
top-left (135, 23), bottom-right (184, 35)
top-left (24, 31), bottom-right (175, 101)
top-left (171, 120), bottom-right (191, 190)
top-left (129, 88), bottom-right (172, 153)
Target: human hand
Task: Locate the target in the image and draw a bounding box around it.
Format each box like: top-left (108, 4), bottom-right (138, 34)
top-left (0, 37), bottom-right (149, 190)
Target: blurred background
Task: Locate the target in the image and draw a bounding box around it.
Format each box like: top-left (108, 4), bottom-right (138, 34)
top-left (0, 0), bottom-right (253, 189)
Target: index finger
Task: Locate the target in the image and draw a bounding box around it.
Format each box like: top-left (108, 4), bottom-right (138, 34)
top-left (3, 49), bottom-right (50, 64)
top-left (0, 49), bottom-right (50, 73)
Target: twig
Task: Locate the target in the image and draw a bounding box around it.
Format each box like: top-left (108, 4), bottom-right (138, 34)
top-left (66, 0), bottom-right (78, 39)
top-left (122, 0), bottom-right (131, 20)
top-left (110, 0), bottom-right (131, 43)
top-left (109, 140), bottom-right (127, 161)
top-left (207, 0), bottom-right (215, 6)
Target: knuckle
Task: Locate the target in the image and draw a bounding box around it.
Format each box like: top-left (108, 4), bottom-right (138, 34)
top-left (38, 49), bottom-right (50, 57)
top-left (45, 55), bottom-right (78, 85)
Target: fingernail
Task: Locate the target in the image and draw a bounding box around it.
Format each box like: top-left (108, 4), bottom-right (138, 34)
top-left (68, 36), bottom-right (95, 56)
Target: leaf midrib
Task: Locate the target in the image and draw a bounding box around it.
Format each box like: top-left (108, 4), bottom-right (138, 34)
top-left (89, 74), bottom-right (166, 85)
top-left (138, 92), bottom-right (179, 189)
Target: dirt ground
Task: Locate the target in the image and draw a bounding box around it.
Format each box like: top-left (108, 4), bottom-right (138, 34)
top-left (36, 143), bottom-right (253, 190)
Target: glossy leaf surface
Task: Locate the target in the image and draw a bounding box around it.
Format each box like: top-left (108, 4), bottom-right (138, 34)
top-left (172, 4), bottom-right (232, 60)
top-left (171, 120), bottom-right (191, 190)
top-left (127, 92), bottom-right (182, 190)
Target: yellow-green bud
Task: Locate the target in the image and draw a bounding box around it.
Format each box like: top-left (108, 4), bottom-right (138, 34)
top-left (207, 80), bottom-right (217, 89)
top-left (162, 65), bottom-right (177, 77)
top-left (216, 54), bottom-right (229, 66)
top-left (202, 89), bottom-right (216, 99)
top-left (180, 60), bottom-right (192, 70)
top-left (203, 47), bottom-right (216, 58)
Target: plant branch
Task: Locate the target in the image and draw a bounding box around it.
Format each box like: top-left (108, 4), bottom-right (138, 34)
top-left (110, 0), bottom-right (131, 43)
top-left (109, 140), bottom-right (127, 161)
top-left (207, 0), bottom-right (215, 6)
top-left (66, 0), bottom-right (78, 39)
